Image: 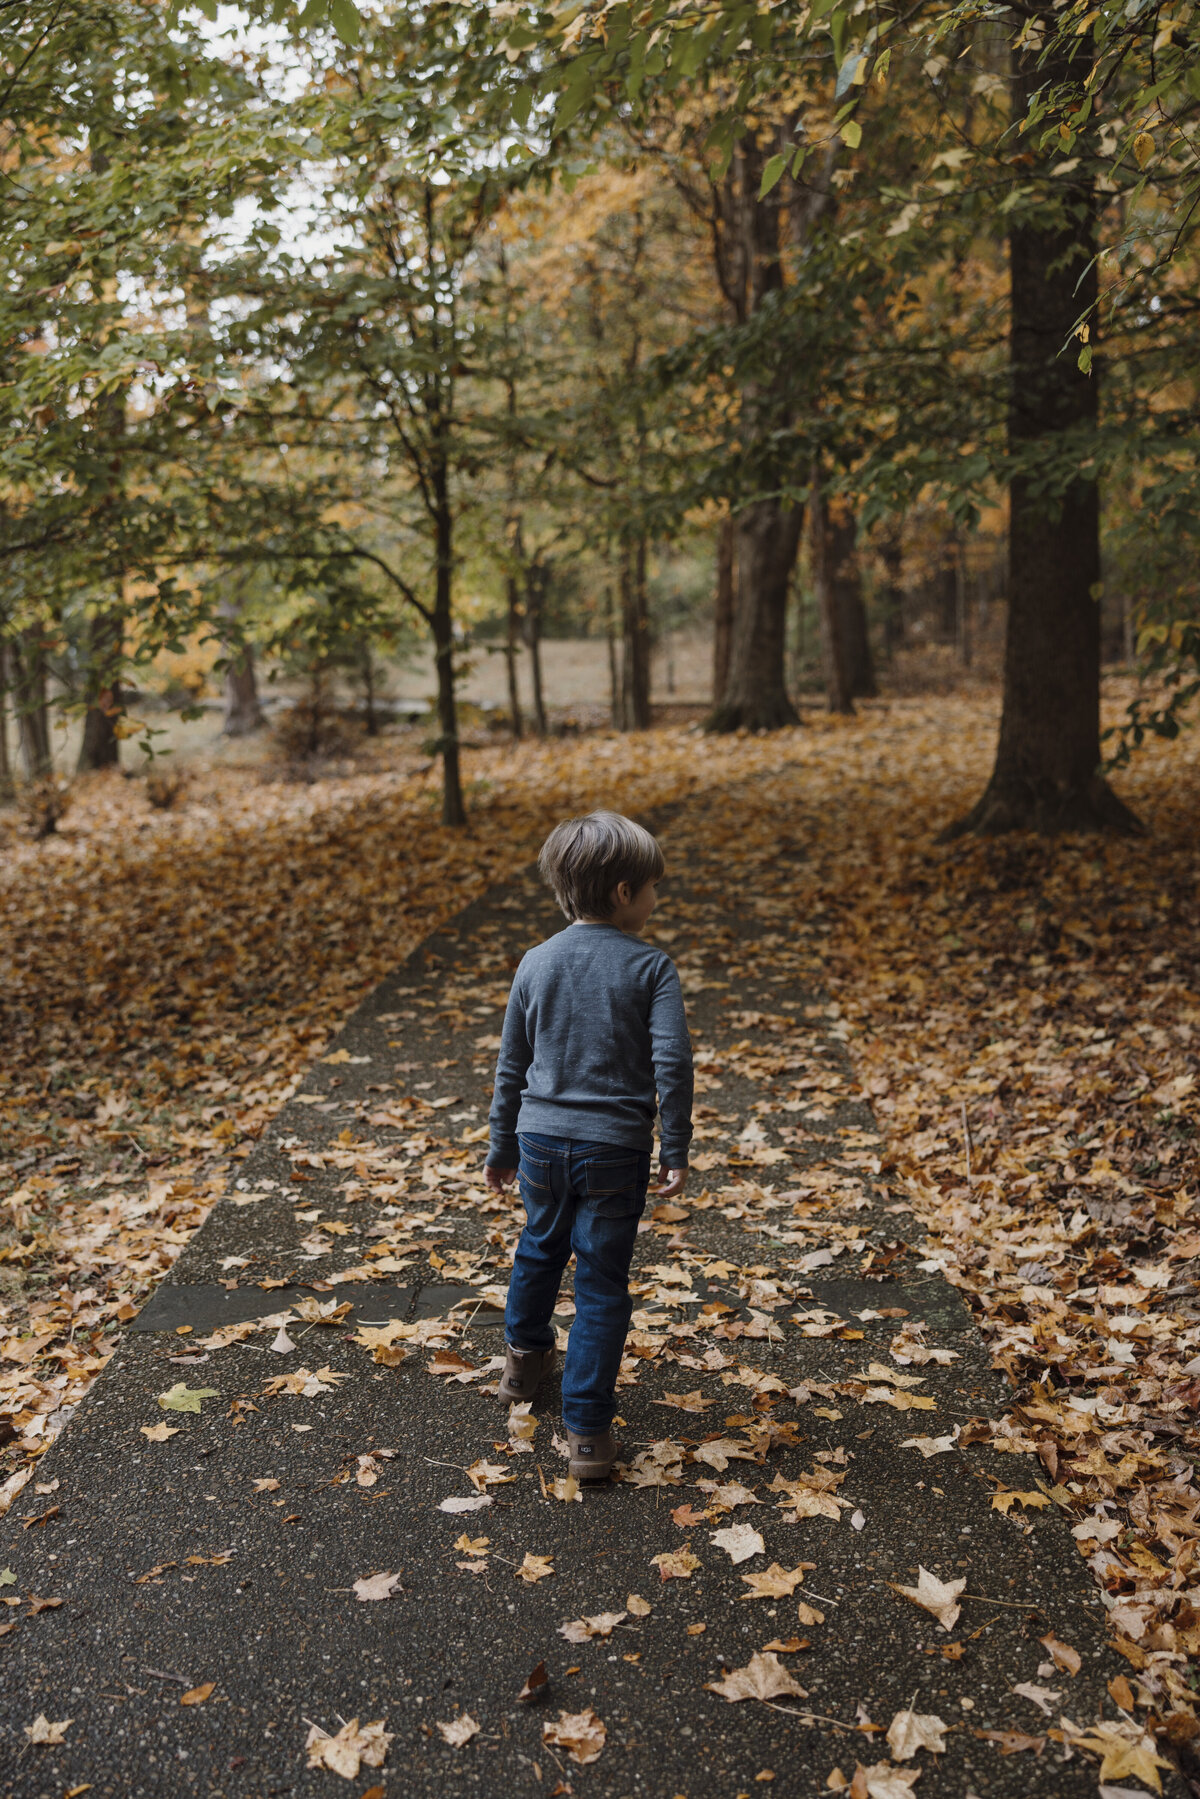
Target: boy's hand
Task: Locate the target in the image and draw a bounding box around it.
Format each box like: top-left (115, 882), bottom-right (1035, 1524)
top-left (485, 1164), bottom-right (517, 1194)
top-left (654, 1165), bottom-right (688, 1199)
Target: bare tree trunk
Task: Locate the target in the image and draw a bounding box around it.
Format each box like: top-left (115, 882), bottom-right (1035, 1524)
top-left (706, 499), bottom-right (802, 731)
top-left (825, 500), bottom-right (876, 699)
top-left (432, 473), bottom-right (465, 826)
top-left (524, 563), bottom-right (548, 737)
top-left (504, 573), bottom-right (523, 740)
top-left (621, 536), bottom-right (651, 730)
top-left (810, 466), bottom-right (854, 715)
top-left (360, 641), bottom-right (379, 736)
top-left (0, 641), bottom-right (12, 799)
top-left (606, 584), bottom-right (623, 728)
top-left (223, 645), bottom-right (265, 737)
top-left (712, 516), bottom-right (736, 706)
top-left (77, 606), bottom-right (123, 771)
top-left (14, 630), bottom-right (52, 777)
top-left (948, 14), bottom-right (1135, 835)
top-left (879, 522), bottom-right (905, 658)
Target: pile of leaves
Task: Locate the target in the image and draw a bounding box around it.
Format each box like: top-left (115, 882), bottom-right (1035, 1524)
top-left (2, 685), bottom-right (1199, 1756)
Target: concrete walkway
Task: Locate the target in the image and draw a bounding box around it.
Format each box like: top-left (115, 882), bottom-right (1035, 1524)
top-left (0, 805), bottom-right (1169, 1798)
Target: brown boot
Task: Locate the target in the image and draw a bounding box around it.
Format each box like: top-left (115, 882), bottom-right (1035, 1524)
top-left (567, 1428), bottom-right (622, 1482)
top-left (498, 1344), bottom-right (555, 1405)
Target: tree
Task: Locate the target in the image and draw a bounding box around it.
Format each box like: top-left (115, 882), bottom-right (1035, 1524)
top-left (948, 8), bottom-right (1138, 834)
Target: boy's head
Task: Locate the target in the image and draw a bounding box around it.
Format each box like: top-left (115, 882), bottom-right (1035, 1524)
top-left (538, 811), bottom-right (664, 922)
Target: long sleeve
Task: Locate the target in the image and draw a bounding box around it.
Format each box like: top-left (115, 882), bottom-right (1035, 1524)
top-left (649, 959), bottom-right (693, 1167)
top-left (487, 972), bottom-right (532, 1167)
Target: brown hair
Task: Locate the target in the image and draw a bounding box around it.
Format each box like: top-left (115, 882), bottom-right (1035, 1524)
top-left (538, 811), bottom-right (664, 921)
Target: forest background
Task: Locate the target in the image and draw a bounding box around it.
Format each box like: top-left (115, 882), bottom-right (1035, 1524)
top-left (3, 0), bottom-right (1200, 1778)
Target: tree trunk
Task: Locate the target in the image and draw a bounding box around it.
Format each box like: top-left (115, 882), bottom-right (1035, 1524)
top-left (77, 606), bottom-right (123, 771)
top-left (879, 523), bottom-right (905, 657)
top-left (524, 564), bottom-right (548, 737)
top-left (712, 516), bottom-right (736, 706)
top-left (606, 585), bottom-right (623, 729)
top-left (14, 630), bottom-right (52, 778)
top-left (504, 573), bottom-right (523, 739)
top-left (706, 499), bottom-right (802, 731)
top-left (810, 465), bottom-right (854, 715)
top-left (948, 20), bottom-right (1136, 836)
top-left (223, 645), bottom-right (265, 737)
top-left (825, 499), bottom-right (876, 699)
top-left (0, 641), bottom-right (13, 800)
top-left (621, 536), bottom-right (651, 730)
top-left (432, 482), bottom-right (465, 827)
top-left (360, 641), bottom-right (379, 736)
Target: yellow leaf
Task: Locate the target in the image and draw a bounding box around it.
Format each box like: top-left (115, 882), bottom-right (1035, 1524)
top-left (1133, 130), bottom-right (1154, 168)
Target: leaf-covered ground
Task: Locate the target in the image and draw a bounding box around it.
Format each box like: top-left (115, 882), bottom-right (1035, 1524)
top-left (1, 686), bottom-right (1198, 1755)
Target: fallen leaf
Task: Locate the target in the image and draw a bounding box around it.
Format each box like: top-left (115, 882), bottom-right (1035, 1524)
top-left (886, 1706), bottom-right (948, 1760)
top-left (542, 1707), bottom-right (606, 1765)
top-left (990, 1490), bottom-right (1049, 1514)
top-left (559, 1612), bottom-right (626, 1642)
top-left (305, 1717), bottom-right (393, 1778)
top-left (654, 1390), bottom-right (715, 1412)
top-left (650, 1548), bottom-right (700, 1581)
top-left (852, 1764), bottom-right (922, 1799)
top-left (466, 1459), bottom-right (515, 1492)
top-left (796, 1600), bottom-right (826, 1626)
top-left (252, 1477), bottom-right (281, 1492)
top-left (891, 1567), bottom-right (965, 1631)
top-left (899, 1434), bottom-right (956, 1458)
top-left (974, 1727), bottom-right (1044, 1754)
top-left (516, 1553), bottom-right (554, 1584)
top-left (0, 1468), bottom-right (32, 1517)
top-left (1071, 1722), bottom-right (1172, 1793)
top-left (157, 1382), bottom-right (218, 1413)
top-left (353, 1571), bottom-right (402, 1602)
top-left (436, 1713), bottom-right (480, 1747)
top-left (454, 1535), bottom-right (489, 1555)
top-left (626, 1593), bottom-right (651, 1617)
top-left (438, 1495), bottom-right (493, 1514)
top-left (705, 1651), bottom-right (808, 1703)
top-left (711, 1523), bottom-right (765, 1565)
top-left (180, 1683), bottom-right (214, 1706)
top-left (27, 1596), bottom-right (63, 1614)
top-left (1038, 1633), bottom-right (1081, 1676)
top-left (739, 1563), bottom-right (813, 1600)
top-left (140, 1422), bottom-right (180, 1442)
top-left (517, 1660), bottom-right (549, 1703)
top-left (24, 1714), bottom-right (72, 1745)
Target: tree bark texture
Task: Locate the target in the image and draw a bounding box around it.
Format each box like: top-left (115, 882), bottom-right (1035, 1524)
top-left (223, 646), bottom-right (265, 737)
top-left (822, 497), bottom-right (876, 700)
top-left (621, 537), bottom-right (651, 730)
top-left (950, 21), bottom-right (1136, 835)
top-left (14, 630), bottom-right (52, 778)
top-left (712, 517), bottom-right (736, 706)
top-left (810, 466), bottom-right (854, 715)
top-left (432, 480), bottom-right (465, 827)
top-left (524, 558), bottom-right (549, 737)
top-left (504, 573), bottom-right (523, 740)
top-left (77, 606), bottom-right (123, 771)
top-left (708, 499), bottom-right (803, 730)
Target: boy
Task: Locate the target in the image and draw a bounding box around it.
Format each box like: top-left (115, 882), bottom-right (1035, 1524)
top-left (485, 811), bottom-right (693, 1482)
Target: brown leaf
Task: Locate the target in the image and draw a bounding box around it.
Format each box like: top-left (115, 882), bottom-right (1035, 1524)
top-left (1038, 1632), bottom-right (1081, 1675)
top-left (180, 1683), bottom-right (214, 1706)
top-left (704, 1652), bottom-right (808, 1703)
top-left (518, 1660), bottom-right (549, 1704)
top-left (890, 1566), bottom-right (965, 1631)
top-left (542, 1707), bottom-right (606, 1765)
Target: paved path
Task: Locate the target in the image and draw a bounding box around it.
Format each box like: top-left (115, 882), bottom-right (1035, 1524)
top-left (0, 795), bottom-right (1169, 1798)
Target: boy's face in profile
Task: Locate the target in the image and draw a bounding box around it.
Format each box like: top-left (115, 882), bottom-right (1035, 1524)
top-left (606, 876), bottom-right (659, 935)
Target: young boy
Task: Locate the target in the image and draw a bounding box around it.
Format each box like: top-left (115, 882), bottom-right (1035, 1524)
top-left (485, 811), bottom-right (693, 1482)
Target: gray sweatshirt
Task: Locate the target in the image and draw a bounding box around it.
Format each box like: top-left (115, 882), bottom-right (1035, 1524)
top-left (487, 922), bottom-right (694, 1169)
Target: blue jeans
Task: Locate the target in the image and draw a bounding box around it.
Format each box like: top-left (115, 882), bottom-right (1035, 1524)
top-left (506, 1133), bottom-right (650, 1436)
